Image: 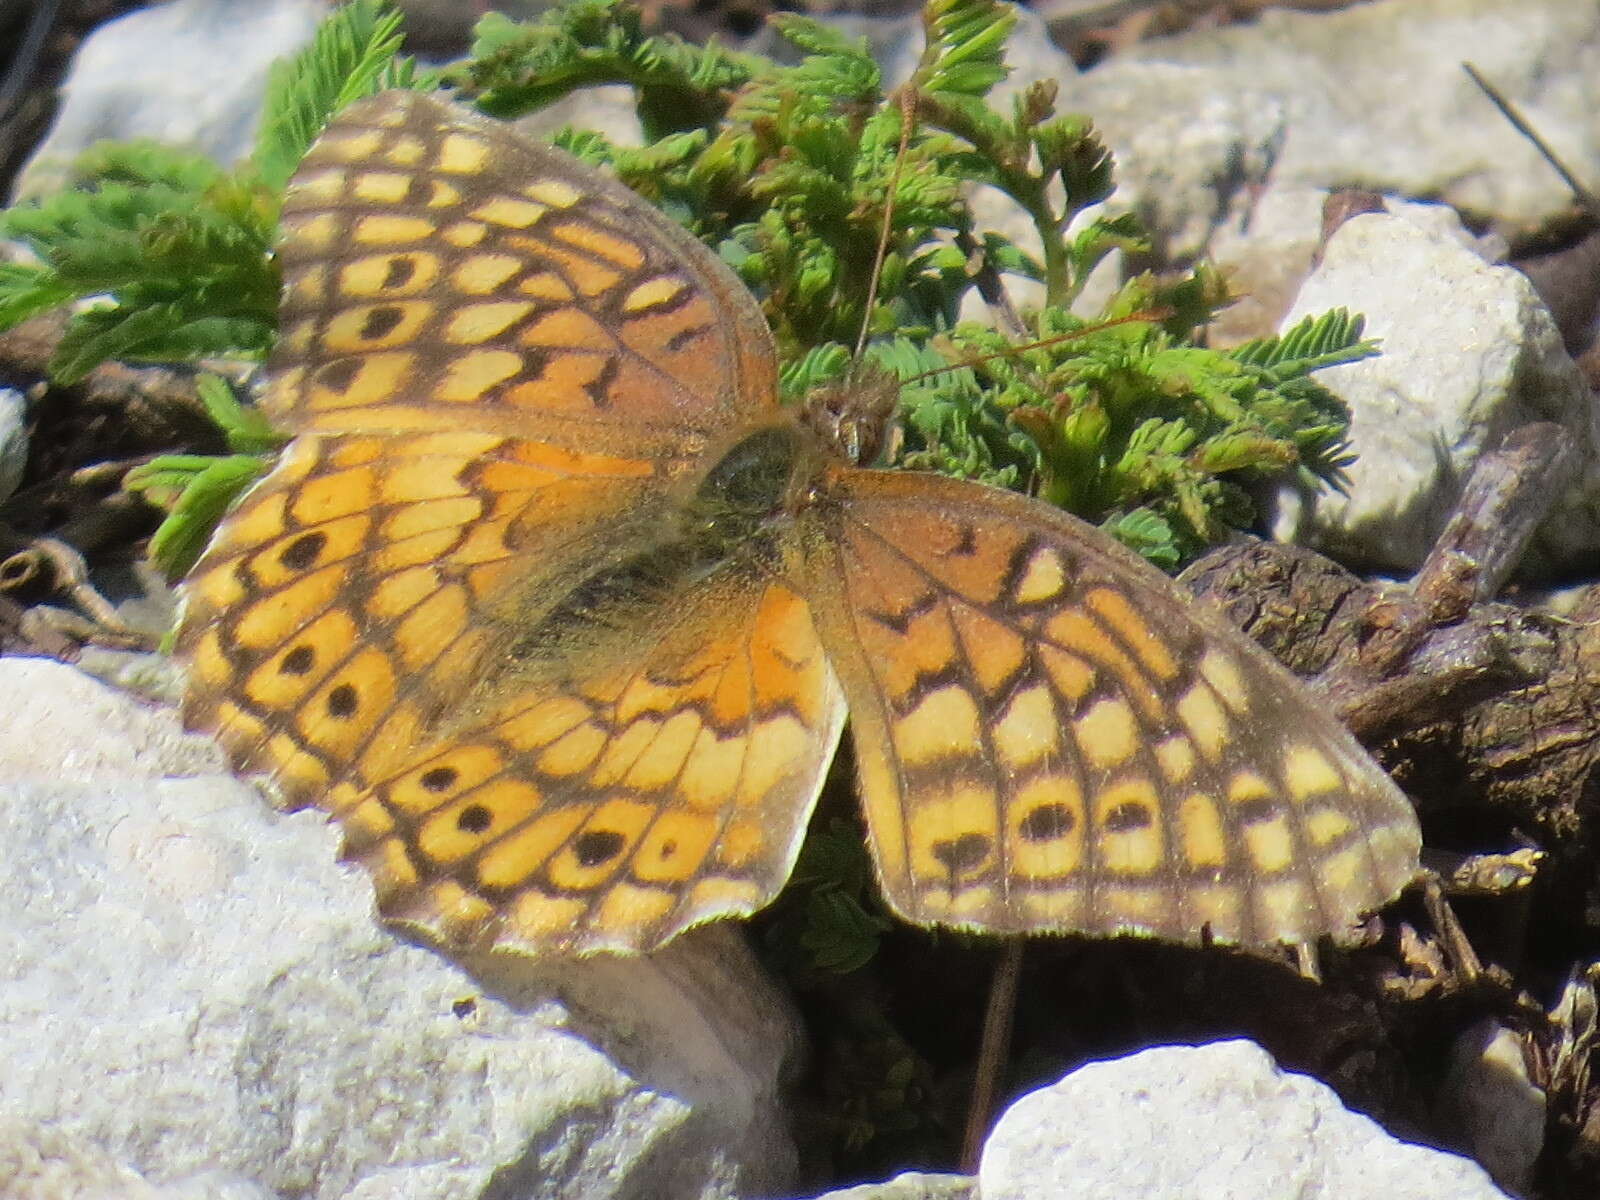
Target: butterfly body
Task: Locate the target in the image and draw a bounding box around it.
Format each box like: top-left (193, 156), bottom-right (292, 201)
top-left (494, 420), bottom-right (818, 690)
top-left (179, 90), bottom-right (1419, 958)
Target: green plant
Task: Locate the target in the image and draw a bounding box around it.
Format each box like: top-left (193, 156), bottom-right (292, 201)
top-left (122, 374), bottom-right (283, 578)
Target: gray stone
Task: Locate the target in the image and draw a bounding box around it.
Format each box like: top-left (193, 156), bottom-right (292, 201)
top-left (1439, 1020), bottom-right (1546, 1197)
top-left (977, 1040), bottom-right (1510, 1200)
top-left (1268, 208), bottom-right (1595, 575)
top-left (1057, 0), bottom-right (1600, 259)
top-left (1205, 183), bottom-right (1330, 345)
top-left (69, 645), bottom-right (189, 706)
top-left (13, 0), bottom-right (326, 200)
top-left (0, 657), bottom-right (799, 1200)
top-left (1068, 61), bottom-right (1288, 264)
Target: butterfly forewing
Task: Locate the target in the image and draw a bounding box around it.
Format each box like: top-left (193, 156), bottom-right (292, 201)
top-left (796, 468), bottom-right (1420, 946)
top-left (268, 90), bottom-right (779, 452)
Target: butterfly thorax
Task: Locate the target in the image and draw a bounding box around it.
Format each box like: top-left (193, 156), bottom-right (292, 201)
top-left (682, 423), bottom-right (821, 553)
top-left (484, 419), bottom-right (822, 690)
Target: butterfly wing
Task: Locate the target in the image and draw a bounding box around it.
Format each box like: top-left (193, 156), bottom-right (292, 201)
top-left (180, 92), bottom-right (844, 955)
top-left (334, 567), bottom-right (843, 956)
top-left (797, 467), bottom-right (1420, 946)
top-left (181, 427), bottom-right (676, 800)
top-left (267, 90), bottom-right (777, 449)
top-left (181, 425), bottom-right (844, 957)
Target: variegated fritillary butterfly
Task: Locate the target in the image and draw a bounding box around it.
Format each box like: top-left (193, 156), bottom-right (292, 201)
top-left (178, 90), bottom-right (1420, 957)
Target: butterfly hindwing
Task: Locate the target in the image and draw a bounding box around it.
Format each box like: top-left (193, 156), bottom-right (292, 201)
top-left (336, 567), bottom-right (846, 955)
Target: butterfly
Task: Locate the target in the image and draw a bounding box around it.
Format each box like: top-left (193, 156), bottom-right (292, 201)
top-left (177, 90), bottom-right (1420, 957)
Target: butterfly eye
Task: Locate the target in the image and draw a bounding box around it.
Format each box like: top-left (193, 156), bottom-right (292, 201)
top-left (799, 368), bottom-right (902, 466)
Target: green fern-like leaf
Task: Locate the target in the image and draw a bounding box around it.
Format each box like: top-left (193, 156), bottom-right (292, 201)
top-left (68, 139), bottom-right (230, 194)
top-left (466, 0), bottom-right (750, 141)
top-left (0, 262), bottom-right (74, 329)
top-left (193, 374), bottom-right (285, 455)
top-left (762, 818), bottom-right (893, 976)
top-left (51, 306), bottom-right (273, 384)
top-left (126, 452), bottom-right (271, 579)
top-left (917, 0), bottom-right (1015, 97)
top-left (121, 375), bottom-right (283, 581)
top-left (254, 0), bottom-right (427, 191)
top-left (1231, 308), bottom-right (1376, 378)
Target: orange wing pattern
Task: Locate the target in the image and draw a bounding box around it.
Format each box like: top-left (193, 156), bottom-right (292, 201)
top-left (333, 571), bottom-right (845, 956)
top-left (797, 468), bottom-right (1420, 946)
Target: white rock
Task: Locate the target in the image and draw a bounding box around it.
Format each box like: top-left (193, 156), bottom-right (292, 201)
top-left (1269, 209), bottom-right (1595, 575)
top-left (1208, 189), bottom-right (1513, 345)
top-left (0, 658), bottom-right (799, 1199)
top-left (809, 1171), bottom-right (974, 1200)
top-left (0, 1117), bottom-right (274, 1200)
top-left (12, 0), bottom-right (326, 200)
top-left (514, 85), bottom-right (644, 150)
top-left (977, 1040), bottom-right (1509, 1200)
top-left (1058, 0), bottom-right (1600, 258)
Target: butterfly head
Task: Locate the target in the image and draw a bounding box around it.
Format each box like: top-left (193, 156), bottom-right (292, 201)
top-left (798, 360), bottom-right (903, 468)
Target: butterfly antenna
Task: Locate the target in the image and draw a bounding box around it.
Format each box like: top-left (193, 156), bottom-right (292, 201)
top-left (852, 86), bottom-right (920, 367)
